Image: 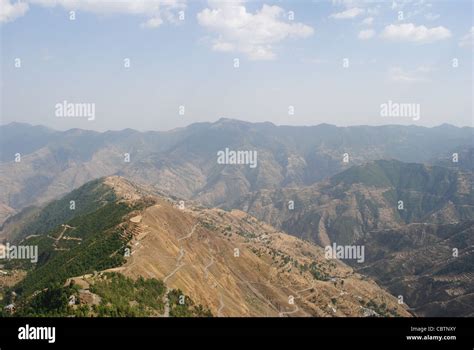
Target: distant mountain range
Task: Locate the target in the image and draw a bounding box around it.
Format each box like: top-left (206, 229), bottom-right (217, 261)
top-left (1, 120), bottom-right (472, 223)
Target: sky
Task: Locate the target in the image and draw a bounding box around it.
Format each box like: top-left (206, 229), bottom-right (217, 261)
top-left (1, 0), bottom-right (473, 131)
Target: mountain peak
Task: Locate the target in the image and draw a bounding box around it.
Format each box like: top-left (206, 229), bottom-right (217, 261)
top-left (102, 176), bottom-right (154, 202)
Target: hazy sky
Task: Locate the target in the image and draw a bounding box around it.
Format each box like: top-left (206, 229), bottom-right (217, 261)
top-left (1, 0), bottom-right (473, 131)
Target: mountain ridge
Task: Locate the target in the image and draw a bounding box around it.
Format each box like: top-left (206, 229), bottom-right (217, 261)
top-left (0, 176), bottom-right (410, 317)
top-left (2, 119), bottom-right (472, 134)
top-left (0, 121), bottom-right (472, 225)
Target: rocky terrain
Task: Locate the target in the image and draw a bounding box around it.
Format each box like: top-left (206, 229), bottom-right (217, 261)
top-left (354, 221), bottom-right (474, 317)
top-left (0, 176), bottom-right (409, 317)
top-left (1, 120), bottom-right (472, 225)
top-left (236, 160), bottom-right (474, 316)
top-left (237, 159), bottom-right (474, 246)
top-left (0, 120), bottom-right (472, 317)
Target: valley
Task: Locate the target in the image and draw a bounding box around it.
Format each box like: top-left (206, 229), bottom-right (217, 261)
top-left (1, 120), bottom-right (472, 224)
top-left (0, 120), bottom-right (472, 317)
top-left (0, 176), bottom-right (410, 317)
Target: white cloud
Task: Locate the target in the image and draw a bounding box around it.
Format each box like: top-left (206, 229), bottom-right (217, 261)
top-left (329, 7), bottom-right (364, 19)
top-left (459, 27), bottom-right (474, 49)
top-left (391, 0), bottom-right (441, 21)
top-left (197, 2), bottom-right (313, 60)
top-left (358, 29), bottom-right (375, 40)
top-left (1, 0), bottom-right (185, 27)
top-left (380, 23), bottom-right (451, 43)
top-left (0, 0), bottom-right (29, 23)
top-left (361, 17), bottom-right (373, 26)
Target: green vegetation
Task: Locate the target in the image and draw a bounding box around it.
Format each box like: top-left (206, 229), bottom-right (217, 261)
top-left (331, 161), bottom-right (394, 188)
top-left (360, 299), bottom-right (401, 317)
top-left (331, 159), bottom-right (473, 225)
top-left (250, 247), bottom-right (262, 257)
top-left (1, 178), bottom-right (215, 318)
top-left (236, 230), bottom-right (257, 239)
top-left (200, 220), bottom-right (217, 231)
top-left (14, 200), bottom-right (140, 297)
top-left (14, 283), bottom-right (73, 317)
top-left (332, 160), bottom-right (459, 196)
top-left (168, 289), bottom-right (212, 317)
top-left (6, 273), bottom-right (212, 317)
top-left (90, 273), bottom-right (165, 317)
top-left (10, 179), bottom-right (116, 243)
top-left (299, 261), bottom-right (329, 281)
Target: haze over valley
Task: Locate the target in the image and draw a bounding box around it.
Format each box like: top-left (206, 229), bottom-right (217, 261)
top-left (1, 0), bottom-right (472, 319)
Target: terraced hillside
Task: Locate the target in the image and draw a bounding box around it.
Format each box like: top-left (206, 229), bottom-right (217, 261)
top-left (0, 176), bottom-right (409, 317)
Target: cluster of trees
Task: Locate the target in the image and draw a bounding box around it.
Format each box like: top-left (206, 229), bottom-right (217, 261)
top-left (299, 261), bottom-right (329, 281)
top-left (90, 273), bottom-right (166, 317)
top-left (360, 299), bottom-right (400, 317)
top-left (168, 289), bottom-right (212, 317)
top-left (7, 273), bottom-right (212, 318)
top-left (14, 283), bottom-right (75, 317)
top-left (12, 180), bottom-right (116, 243)
top-left (14, 201), bottom-right (136, 296)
